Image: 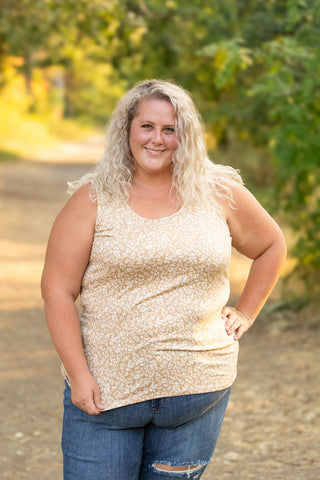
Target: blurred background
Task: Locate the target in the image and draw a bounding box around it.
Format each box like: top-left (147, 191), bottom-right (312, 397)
top-left (0, 1), bottom-right (319, 479)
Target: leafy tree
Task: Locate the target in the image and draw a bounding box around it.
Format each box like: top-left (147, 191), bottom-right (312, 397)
top-left (0, 0), bottom-right (319, 294)
top-left (95, 0), bottom-right (320, 294)
top-left (196, 0), bottom-right (320, 295)
top-left (0, 0), bottom-right (129, 118)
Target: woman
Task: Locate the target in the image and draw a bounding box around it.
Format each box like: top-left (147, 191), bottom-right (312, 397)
top-left (41, 79), bottom-right (286, 479)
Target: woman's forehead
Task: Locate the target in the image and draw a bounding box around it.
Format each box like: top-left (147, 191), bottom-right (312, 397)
top-left (135, 98), bottom-right (176, 121)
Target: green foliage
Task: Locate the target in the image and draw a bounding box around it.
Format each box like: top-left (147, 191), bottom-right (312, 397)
top-left (253, 34), bottom-right (320, 293)
top-left (197, 38), bottom-right (253, 89)
top-left (0, 0), bottom-right (319, 294)
top-left (0, 149), bottom-right (19, 162)
top-left (196, 0), bottom-right (320, 295)
top-left (0, 0), bottom-right (126, 121)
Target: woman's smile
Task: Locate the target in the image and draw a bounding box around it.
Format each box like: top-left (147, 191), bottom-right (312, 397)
top-left (145, 147), bottom-right (166, 154)
top-left (129, 98), bottom-right (178, 180)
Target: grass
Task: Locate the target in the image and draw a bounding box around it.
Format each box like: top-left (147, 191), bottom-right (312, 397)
top-left (0, 149), bottom-right (21, 163)
top-left (0, 113), bottom-right (97, 162)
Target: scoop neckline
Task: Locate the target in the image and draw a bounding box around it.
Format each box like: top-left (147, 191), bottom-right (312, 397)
top-left (123, 201), bottom-right (184, 222)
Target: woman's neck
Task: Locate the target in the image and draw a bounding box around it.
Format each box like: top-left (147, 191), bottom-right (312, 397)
top-left (131, 169), bottom-right (173, 191)
top-left (128, 174), bottom-right (180, 219)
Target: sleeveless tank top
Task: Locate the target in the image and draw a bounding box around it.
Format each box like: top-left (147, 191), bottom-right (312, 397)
top-left (62, 196), bottom-right (239, 411)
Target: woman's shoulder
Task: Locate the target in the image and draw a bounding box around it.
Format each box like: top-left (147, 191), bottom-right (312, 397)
top-left (62, 184), bottom-right (97, 224)
top-left (69, 183), bottom-right (96, 204)
top-left (205, 161), bottom-right (244, 210)
top-left (48, 184), bottom-right (97, 248)
top-left (206, 161), bottom-right (243, 187)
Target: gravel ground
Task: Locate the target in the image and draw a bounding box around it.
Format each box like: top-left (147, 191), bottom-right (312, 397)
top-left (0, 147), bottom-right (319, 480)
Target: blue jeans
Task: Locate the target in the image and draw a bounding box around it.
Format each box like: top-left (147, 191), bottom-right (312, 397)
top-left (62, 383), bottom-right (231, 479)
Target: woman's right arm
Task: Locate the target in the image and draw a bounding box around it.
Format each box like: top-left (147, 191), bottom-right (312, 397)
top-left (41, 185), bottom-right (104, 414)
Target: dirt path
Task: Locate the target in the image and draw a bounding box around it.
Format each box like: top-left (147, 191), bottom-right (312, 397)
top-left (0, 145), bottom-right (319, 479)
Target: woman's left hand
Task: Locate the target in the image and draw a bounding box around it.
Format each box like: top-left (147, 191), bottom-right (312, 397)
top-left (221, 306), bottom-right (253, 341)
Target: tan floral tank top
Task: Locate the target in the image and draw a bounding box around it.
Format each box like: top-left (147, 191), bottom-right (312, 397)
top-left (62, 195), bottom-right (239, 411)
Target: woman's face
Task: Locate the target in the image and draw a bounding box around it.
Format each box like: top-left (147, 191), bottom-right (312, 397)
top-left (129, 99), bottom-right (178, 180)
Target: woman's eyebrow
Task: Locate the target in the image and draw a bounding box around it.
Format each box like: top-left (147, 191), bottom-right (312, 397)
top-left (139, 119), bottom-right (176, 126)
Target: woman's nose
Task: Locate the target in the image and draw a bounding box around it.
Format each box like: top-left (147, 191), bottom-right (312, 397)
top-left (151, 128), bottom-right (163, 144)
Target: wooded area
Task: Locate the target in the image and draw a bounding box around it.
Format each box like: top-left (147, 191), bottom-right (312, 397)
top-left (1, 0), bottom-right (319, 298)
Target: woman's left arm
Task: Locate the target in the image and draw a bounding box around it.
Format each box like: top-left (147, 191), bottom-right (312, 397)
top-left (222, 182), bottom-right (287, 340)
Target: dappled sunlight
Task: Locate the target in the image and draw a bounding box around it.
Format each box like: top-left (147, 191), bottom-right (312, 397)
top-left (28, 134), bottom-right (105, 164)
top-left (0, 142), bottom-right (318, 480)
top-left (0, 3), bottom-right (319, 478)
top-left (229, 248), bottom-right (292, 304)
top-left (0, 240), bottom-right (45, 311)
top-left (228, 250), bottom-right (251, 298)
top-left (0, 237), bottom-right (291, 312)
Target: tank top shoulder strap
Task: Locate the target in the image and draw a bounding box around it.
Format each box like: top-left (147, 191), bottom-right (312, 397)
top-left (94, 193), bottom-right (122, 234)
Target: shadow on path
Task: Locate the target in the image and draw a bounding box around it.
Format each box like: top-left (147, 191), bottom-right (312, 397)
top-left (1, 157), bottom-right (319, 479)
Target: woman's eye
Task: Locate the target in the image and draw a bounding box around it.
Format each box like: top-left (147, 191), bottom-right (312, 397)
top-left (165, 127), bottom-right (175, 133)
top-left (142, 124), bottom-right (152, 129)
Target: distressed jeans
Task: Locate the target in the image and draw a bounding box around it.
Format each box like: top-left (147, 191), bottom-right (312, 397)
top-left (62, 382), bottom-right (231, 479)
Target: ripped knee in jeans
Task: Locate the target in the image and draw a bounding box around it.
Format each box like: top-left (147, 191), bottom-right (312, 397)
top-left (151, 460), bottom-right (209, 478)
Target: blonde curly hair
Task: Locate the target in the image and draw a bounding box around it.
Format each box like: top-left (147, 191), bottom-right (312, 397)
top-left (68, 79), bottom-right (242, 205)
